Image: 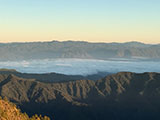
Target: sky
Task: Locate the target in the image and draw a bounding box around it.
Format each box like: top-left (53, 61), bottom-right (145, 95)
top-left (0, 0), bottom-right (160, 43)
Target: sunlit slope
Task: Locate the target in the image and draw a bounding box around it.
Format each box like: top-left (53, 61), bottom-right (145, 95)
top-left (0, 98), bottom-right (50, 120)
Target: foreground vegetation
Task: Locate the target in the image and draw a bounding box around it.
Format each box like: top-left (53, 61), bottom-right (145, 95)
top-left (0, 97), bottom-right (50, 120)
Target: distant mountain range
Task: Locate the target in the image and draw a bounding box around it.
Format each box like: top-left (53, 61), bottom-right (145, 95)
top-left (1, 70), bottom-right (160, 120)
top-left (0, 41), bottom-right (160, 60)
top-left (0, 69), bottom-right (111, 82)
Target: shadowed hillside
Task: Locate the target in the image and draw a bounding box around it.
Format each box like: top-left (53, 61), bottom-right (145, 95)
top-left (0, 72), bottom-right (160, 120)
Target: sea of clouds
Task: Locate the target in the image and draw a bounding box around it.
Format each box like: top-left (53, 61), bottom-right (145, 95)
top-left (0, 58), bottom-right (160, 76)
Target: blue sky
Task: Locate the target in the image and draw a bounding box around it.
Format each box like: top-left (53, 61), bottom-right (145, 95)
top-left (0, 0), bottom-right (160, 43)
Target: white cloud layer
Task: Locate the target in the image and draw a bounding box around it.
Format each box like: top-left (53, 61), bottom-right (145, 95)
top-left (0, 58), bottom-right (159, 75)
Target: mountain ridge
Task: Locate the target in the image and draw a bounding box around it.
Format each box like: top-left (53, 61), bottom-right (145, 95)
top-left (0, 68), bottom-right (111, 82)
top-left (0, 41), bottom-right (160, 61)
top-left (0, 71), bottom-right (160, 119)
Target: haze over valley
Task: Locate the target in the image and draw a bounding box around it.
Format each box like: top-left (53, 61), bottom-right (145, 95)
top-left (0, 58), bottom-right (160, 76)
top-left (0, 41), bottom-right (159, 76)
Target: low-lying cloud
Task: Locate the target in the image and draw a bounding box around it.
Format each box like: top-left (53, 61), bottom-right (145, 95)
top-left (0, 58), bottom-right (160, 75)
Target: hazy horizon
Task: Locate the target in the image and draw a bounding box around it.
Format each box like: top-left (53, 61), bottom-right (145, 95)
top-left (0, 0), bottom-right (160, 44)
top-left (0, 40), bottom-right (159, 44)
